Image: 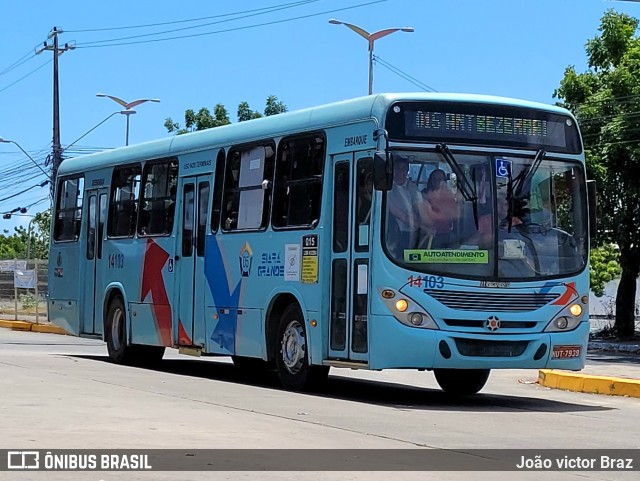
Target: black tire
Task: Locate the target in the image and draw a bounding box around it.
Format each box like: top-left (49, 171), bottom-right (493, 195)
top-left (106, 297), bottom-right (131, 364)
top-left (105, 297), bottom-right (165, 365)
top-left (275, 304), bottom-right (329, 391)
top-left (433, 368), bottom-right (490, 396)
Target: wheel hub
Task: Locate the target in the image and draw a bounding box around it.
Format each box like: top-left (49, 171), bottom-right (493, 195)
top-left (281, 320), bottom-right (306, 374)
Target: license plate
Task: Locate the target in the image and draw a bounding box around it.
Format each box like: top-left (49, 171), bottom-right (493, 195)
top-left (552, 345), bottom-right (582, 359)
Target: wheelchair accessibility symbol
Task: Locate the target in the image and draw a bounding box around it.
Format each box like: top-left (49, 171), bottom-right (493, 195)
top-left (496, 159), bottom-right (511, 178)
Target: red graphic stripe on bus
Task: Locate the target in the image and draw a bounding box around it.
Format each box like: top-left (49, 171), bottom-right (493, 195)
top-left (140, 239), bottom-right (172, 346)
top-left (178, 320), bottom-right (192, 345)
top-left (552, 282), bottom-right (577, 306)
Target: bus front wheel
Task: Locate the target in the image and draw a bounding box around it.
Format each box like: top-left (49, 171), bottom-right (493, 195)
top-left (433, 368), bottom-right (490, 396)
top-left (105, 297), bottom-right (164, 365)
top-left (275, 304), bottom-right (329, 391)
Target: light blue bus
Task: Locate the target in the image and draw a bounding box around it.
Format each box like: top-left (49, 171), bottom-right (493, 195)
top-left (48, 93), bottom-right (595, 395)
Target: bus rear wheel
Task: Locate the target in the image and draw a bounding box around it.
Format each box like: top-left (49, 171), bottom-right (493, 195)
top-left (105, 297), bottom-right (164, 365)
top-left (275, 304), bottom-right (329, 391)
top-left (433, 368), bottom-right (490, 396)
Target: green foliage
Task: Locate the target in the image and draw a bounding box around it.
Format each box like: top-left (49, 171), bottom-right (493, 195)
top-left (0, 209), bottom-right (50, 260)
top-left (590, 244), bottom-right (621, 296)
top-left (554, 9), bottom-right (640, 336)
top-left (165, 95), bottom-right (287, 134)
top-left (19, 293), bottom-right (36, 309)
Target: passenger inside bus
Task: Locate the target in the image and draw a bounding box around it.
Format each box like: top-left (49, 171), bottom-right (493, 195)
top-left (418, 169), bottom-right (459, 248)
top-left (386, 155), bottom-right (422, 256)
top-left (357, 171), bottom-right (374, 225)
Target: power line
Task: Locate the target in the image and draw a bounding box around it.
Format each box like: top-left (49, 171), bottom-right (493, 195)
top-left (373, 55), bottom-right (438, 92)
top-left (76, 0), bottom-right (321, 46)
top-left (0, 43), bottom-right (41, 76)
top-left (67, 0), bottom-right (320, 34)
top-left (0, 180), bottom-right (50, 204)
top-left (74, 0), bottom-right (389, 49)
top-left (0, 59), bottom-right (51, 95)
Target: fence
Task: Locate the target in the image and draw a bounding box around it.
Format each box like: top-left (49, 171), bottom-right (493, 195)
top-left (0, 259), bottom-right (48, 323)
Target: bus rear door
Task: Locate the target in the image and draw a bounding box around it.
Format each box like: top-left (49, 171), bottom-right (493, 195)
top-left (328, 152), bottom-right (372, 364)
top-left (176, 175), bottom-right (211, 347)
top-left (81, 188), bottom-right (108, 335)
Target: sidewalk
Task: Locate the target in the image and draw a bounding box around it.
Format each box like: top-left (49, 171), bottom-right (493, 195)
top-left (534, 318), bottom-right (638, 399)
top-left (0, 318), bottom-right (67, 335)
top-left (0, 317), bottom-right (638, 398)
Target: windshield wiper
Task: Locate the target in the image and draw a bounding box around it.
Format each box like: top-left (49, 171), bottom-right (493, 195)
top-left (506, 149), bottom-right (546, 232)
top-left (515, 149), bottom-right (546, 198)
top-left (436, 143), bottom-right (478, 228)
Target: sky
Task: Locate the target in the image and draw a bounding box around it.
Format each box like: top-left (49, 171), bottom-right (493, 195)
top-left (0, 0), bottom-right (639, 232)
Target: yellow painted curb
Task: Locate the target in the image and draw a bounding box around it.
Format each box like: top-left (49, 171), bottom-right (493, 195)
top-left (0, 319), bottom-right (68, 335)
top-left (539, 369), bottom-right (640, 398)
top-left (31, 324), bottom-right (68, 335)
top-left (8, 321), bottom-right (32, 331)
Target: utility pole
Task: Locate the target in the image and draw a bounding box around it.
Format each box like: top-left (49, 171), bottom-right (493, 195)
top-left (36, 27), bottom-right (74, 191)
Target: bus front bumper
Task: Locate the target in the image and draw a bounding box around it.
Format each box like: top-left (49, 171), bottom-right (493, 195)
top-left (368, 315), bottom-right (589, 371)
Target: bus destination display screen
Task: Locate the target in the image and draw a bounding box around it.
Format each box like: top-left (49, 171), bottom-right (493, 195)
top-left (386, 102), bottom-right (582, 154)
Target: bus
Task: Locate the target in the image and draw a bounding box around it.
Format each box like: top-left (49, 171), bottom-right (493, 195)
top-left (48, 93), bottom-right (595, 395)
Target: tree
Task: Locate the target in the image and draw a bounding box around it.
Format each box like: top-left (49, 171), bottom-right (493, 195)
top-left (263, 95), bottom-right (287, 117)
top-left (165, 105), bottom-right (231, 134)
top-left (554, 9), bottom-right (640, 337)
top-left (165, 95), bottom-right (287, 134)
top-left (590, 244), bottom-right (622, 297)
top-left (0, 210), bottom-right (51, 260)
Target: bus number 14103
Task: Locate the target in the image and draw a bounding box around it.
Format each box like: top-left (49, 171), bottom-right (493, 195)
top-left (407, 275), bottom-right (444, 289)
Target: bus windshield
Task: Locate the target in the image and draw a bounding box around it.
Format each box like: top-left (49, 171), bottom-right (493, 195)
top-left (383, 150), bottom-right (588, 280)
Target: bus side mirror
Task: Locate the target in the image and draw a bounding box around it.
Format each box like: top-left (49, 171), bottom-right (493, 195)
top-left (373, 151), bottom-right (393, 191)
top-left (587, 179), bottom-right (597, 242)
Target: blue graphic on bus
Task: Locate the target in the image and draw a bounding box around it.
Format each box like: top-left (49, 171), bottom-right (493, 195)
top-left (205, 237), bottom-right (241, 353)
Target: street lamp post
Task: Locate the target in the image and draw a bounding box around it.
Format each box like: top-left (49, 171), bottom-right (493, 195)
top-left (0, 138), bottom-right (52, 180)
top-left (329, 19), bottom-right (414, 95)
top-left (96, 93), bottom-right (160, 146)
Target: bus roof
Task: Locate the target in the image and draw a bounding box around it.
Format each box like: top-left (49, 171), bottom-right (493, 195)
top-left (58, 92), bottom-right (575, 176)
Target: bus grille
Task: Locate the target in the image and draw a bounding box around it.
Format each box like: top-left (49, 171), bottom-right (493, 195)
top-left (424, 289), bottom-right (559, 312)
top-left (454, 339), bottom-right (529, 357)
top-left (443, 319), bottom-right (537, 329)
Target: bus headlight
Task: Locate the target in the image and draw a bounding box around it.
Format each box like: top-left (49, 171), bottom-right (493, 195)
top-left (569, 304), bottom-right (582, 317)
top-left (555, 317), bottom-right (569, 330)
top-left (379, 288), bottom-right (439, 330)
top-left (409, 313), bottom-right (424, 326)
top-left (395, 299), bottom-right (408, 312)
top-left (544, 315), bottom-right (580, 332)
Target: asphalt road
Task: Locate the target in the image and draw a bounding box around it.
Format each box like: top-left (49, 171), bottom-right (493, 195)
top-left (0, 328), bottom-right (639, 481)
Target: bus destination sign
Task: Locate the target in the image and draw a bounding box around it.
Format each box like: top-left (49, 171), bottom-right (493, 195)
top-left (386, 101), bottom-right (582, 154)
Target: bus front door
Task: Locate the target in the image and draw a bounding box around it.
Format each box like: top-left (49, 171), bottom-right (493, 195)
top-left (328, 153), bottom-right (372, 363)
top-left (81, 189), bottom-right (108, 335)
top-left (176, 175), bottom-right (211, 347)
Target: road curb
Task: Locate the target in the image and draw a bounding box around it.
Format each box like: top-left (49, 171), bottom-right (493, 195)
top-left (538, 369), bottom-right (640, 398)
top-left (0, 319), bottom-right (68, 335)
top-left (588, 341), bottom-right (640, 354)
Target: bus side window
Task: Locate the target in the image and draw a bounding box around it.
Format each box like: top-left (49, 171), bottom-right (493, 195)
top-left (138, 159), bottom-right (178, 236)
top-left (108, 164), bottom-right (142, 238)
top-left (53, 176), bottom-right (85, 242)
top-left (273, 133), bottom-right (325, 228)
top-left (222, 142), bottom-right (274, 231)
top-left (210, 150), bottom-right (226, 233)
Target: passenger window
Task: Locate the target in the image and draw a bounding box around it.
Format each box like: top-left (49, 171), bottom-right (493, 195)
top-left (273, 134), bottom-right (325, 228)
top-left (210, 150), bottom-right (226, 233)
top-left (137, 159), bottom-right (178, 236)
top-left (108, 165), bottom-right (141, 238)
top-left (221, 143), bottom-right (275, 231)
top-left (53, 176), bottom-right (85, 242)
